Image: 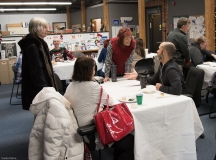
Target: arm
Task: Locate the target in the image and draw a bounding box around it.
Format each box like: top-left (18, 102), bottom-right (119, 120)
top-left (65, 48), bottom-right (76, 60)
top-left (98, 48), bottom-right (106, 63)
top-left (203, 50), bottom-right (216, 60)
top-left (159, 69), bottom-right (182, 95)
top-left (146, 66), bottom-right (160, 85)
top-left (179, 36), bottom-right (190, 61)
top-left (189, 47), bottom-right (203, 66)
top-left (125, 49), bottom-right (135, 64)
top-left (26, 44), bottom-right (48, 93)
top-left (104, 43), bottom-right (113, 81)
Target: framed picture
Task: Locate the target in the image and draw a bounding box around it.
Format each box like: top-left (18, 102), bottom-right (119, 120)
top-left (52, 22), bottom-right (66, 33)
top-left (72, 24), bottom-right (81, 33)
top-left (173, 15), bottom-right (188, 29)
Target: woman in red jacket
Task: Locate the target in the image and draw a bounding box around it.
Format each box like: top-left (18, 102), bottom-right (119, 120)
top-left (104, 28), bottom-right (135, 82)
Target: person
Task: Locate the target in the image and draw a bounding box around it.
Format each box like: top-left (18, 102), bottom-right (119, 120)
top-left (64, 56), bottom-right (134, 160)
top-left (132, 38), bottom-right (146, 68)
top-left (15, 52), bottom-right (22, 83)
top-left (166, 17), bottom-right (191, 71)
top-left (124, 42), bottom-right (187, 95)
top-left (50, 38), bottom-right (76, 62)
top-left (189, 36), bottom-right (216, 67)
top-left (97, 39), bottom-right (110, 77)
top-left (104, 28), bottom-right (136, 82)
top-left (18, 17), bottom-right (57, 110)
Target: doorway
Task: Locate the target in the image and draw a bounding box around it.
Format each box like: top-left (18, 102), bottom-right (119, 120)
top-left (146, 6), bottom-right (162, 53)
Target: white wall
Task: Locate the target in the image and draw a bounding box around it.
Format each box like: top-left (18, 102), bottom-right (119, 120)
top-left (0, 13), bottom-right (67, 31)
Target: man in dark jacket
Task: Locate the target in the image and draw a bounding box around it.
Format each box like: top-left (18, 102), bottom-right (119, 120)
top-left (124, 42), bottom-right (187, 95)
top-left (18, 17), bottom-right (57, 110)
top-left (189, 36), bottom-right (216, 67)
top-left (166, 17), bottom-right (191, 70)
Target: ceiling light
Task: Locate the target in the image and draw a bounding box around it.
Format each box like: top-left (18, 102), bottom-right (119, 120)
top-left (0, 8), bottom-right (57, 11)
top-left (0, 2), bottom-right (72, 5)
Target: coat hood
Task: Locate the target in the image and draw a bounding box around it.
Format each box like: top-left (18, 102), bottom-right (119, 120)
top-left (30, 87), bottom-right (71, 115)
top-left (18, 34), bottom-right (43, 51)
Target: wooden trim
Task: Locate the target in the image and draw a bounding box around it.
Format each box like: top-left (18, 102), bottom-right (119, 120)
top-left (81, 1), bottom-right (86, 32)
top-left (66, 6), bottom-right (71, 29)
top-left (103, 0), bottom-right (109, 31)
top-left (138, 0), bottom-right (146, 48)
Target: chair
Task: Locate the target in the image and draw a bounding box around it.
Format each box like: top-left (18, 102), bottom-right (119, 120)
top-left (53, 73), bottom-right (63, 94)
top-left (10, 65), bottom-right (22, 105)
top-left (185, 67), bottom-right (204, 108)
top-left (134, 58), bottom-right (154, 75)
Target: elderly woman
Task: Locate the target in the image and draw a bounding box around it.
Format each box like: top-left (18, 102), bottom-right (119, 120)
top-left (104, 28), bottom-right (136, 82)
top-left (64, 56), bottom-right (134, 160)
top-left (18, 17), bottom-right (57, 110)
top-left (132, 38), bottom-right (146, 68)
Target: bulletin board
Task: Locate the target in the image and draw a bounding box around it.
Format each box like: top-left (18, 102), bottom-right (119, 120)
top-left (188, 15), bottom-right (205, 39)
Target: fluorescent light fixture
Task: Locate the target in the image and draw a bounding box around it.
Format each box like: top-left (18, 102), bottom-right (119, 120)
top-left (0, 8), bottom-right (57, 11)
top-left (0, 2), bottom-right (72, 5)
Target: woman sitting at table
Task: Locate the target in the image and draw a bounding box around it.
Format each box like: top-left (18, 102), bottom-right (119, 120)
top-left (97, 39), bottom-right (110, 77)
top-left (104, 28), bottom-right (136, 82)
top-left (132, 38), bottom-right (146, 68)
top-left (189, 36), bottom-right (216, 67)
top-left (50, 38), bottom-right (76, 62)
top-left (64, 56), bottom-right (134, 160)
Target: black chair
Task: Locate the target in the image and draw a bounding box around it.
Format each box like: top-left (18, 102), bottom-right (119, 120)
top-left (10, 65), bottom-right (22, 105)
top-left (76, 123), bottom-right (102, 159)
top-left (184, 67), bottom-right (204, 108)
top-left (134, 58), bottom-right (154, 75)
top-left (53, 73), bottom-right (63, 94)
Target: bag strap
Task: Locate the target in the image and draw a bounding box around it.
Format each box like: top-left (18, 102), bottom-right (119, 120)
top-left (96, 86), bottom-right (103, 113)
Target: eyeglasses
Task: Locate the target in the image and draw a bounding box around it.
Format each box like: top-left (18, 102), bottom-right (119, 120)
top-left (124, 36), bottom-right (132, 41)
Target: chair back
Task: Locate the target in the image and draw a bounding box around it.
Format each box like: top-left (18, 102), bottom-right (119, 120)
top-left (54, 73), bottom-right (63, 93)
top-left (135, 58), bottom-right (154, 75)
top-left (185, 67), bottom-right (204, 107)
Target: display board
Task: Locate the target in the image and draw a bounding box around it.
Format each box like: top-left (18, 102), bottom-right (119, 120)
top-left (189, 15), bottom-right (205, 39)
top-left (1, 40), bottom-right (17, 58)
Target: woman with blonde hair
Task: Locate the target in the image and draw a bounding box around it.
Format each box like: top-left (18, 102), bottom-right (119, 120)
top-left (132, 38), bottom-right (146, 68)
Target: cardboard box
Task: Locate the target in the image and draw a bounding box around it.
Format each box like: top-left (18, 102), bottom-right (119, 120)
top-left (2, 31), bottom-right (10, 36)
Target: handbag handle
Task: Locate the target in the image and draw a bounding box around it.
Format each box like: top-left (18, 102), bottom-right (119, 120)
top-left (96, 86), bottom-right (103, 113)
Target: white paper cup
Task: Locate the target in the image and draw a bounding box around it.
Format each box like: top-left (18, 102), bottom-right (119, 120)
top-left (145, 49), bottom-right (149, 54)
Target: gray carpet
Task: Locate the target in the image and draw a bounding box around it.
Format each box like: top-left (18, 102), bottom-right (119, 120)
top-left (0, 83), bottom-right (215, 160)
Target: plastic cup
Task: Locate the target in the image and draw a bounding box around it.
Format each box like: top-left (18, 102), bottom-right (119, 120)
top-left (145, 49), bottom-right (149, 54)
top-left (136, 93), bottom-right (143, 105)
top-left (125, 63), bottom-right (132, 73)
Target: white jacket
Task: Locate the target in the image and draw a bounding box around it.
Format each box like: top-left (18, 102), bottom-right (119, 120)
top-left (29, 87), bottom-right (84, 160)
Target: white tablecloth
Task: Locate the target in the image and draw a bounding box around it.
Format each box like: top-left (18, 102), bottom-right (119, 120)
top-left (197, 62), bottom-right (216, 84)
top-left (53, 59), bottom-right (100, 80)
top-left (101, 79), bottom-right (204, 160)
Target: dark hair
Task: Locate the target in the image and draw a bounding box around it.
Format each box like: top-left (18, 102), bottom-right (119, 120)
top-left (161, 42), bottom-right (176, 57)
top-left (117, 28), bottom-right (132, 46)
top-left (72, 56), bottom-right (96, 82)
top-left (103, 39), bottom-right (110, 48)
top-left (135, 38), bottom-right (145, 58)
top-left (195, 36), bottom-right (207, 45)
top-left (177, 17), bottom-right (191, 29)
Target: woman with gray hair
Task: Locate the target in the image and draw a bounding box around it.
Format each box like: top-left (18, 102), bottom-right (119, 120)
top-left (18, 17), bottom-right (57, 110)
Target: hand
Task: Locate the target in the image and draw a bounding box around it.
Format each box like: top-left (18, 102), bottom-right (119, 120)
top-left (156, 83), bottom-right (162, 90)
top-left (212, 54), bottom-right (216, 59)
top-left (104, 77), bottom-right (110, 82)
top-left (55, 58), bottom-right (61, 62)
top-left (72, 57), bottom-right (76, 61)
top-left (123, 68), bottom-right (138, 80)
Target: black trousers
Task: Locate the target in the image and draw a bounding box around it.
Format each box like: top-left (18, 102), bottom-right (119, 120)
top-left (111, 134), bottom-right (134, 160)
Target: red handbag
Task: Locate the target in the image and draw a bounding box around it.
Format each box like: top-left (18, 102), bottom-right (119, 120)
top-left (94, 87), bottom-right (134, 145)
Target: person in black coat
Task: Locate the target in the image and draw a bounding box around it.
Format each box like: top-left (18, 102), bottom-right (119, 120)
top-left (166, 17), bottom-right (191, 71)
top-left (189, 36), bottom-right (216, 67)
top-left (18, 17), bottom-right (57, 110)
top-left (124, 42), bottom-right (187, 95)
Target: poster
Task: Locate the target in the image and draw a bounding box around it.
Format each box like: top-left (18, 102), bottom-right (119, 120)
top-left (189, 15), bottom-right (205, 39)
top-left (1, 40), bottom-right (17, 58)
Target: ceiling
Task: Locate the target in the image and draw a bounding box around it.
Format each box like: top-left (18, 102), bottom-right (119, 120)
top-left (0, 0), bottom-right (104, 13)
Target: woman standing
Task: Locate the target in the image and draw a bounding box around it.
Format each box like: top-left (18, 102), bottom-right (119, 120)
top-left (64, 56), bottom-right (134, 160)
top-left (132, 38), bottom-right (146, 68)
top-left (97, 39), bottom-right (110, 77)
top-left (104, 28), bottom-right (135, 82)
top-left (18, 17), bottom-right (57, 110)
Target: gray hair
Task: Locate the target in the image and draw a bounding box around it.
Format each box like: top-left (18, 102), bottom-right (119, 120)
top-left (29, 17), bottom-right (48, 36)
